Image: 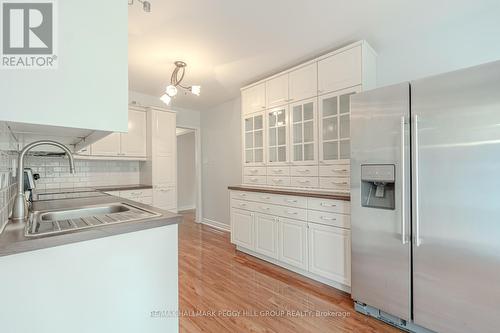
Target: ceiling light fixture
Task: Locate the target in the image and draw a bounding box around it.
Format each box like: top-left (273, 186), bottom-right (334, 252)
top-left (128, 0), bottom-right (151, 13)
top-left (160, 61), bottom-right (201, 105)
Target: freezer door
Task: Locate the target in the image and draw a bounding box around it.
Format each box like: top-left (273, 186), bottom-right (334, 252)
top-left (412, 60), bottom-right (500, 333)
top-left (351, 83), bottom-right (411, 320)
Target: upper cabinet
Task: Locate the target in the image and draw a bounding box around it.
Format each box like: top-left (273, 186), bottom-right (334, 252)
top-left (289, 63), bottom-right (318, 103)
top-left (0, 0), bottom-right (128, 134)
top-left (241, 83), bottom-right (266, 115)
top-left (239, 40), bottom-right (377, 191)
top-left (266, 74), bottom-right (289, 108)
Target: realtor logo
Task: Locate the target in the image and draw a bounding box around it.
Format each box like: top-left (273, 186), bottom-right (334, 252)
top-left (1, 0), bottom-right (57, 69)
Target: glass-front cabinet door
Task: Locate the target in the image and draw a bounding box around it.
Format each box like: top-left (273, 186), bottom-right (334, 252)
top-left (319, 86), bottom-right (360, 164)
top-left (267, 106), bottom-right (289, 165)
top-left (243, 112), bottom-right (265, 166)
top-left (290, 98), bottom-right (317, 165)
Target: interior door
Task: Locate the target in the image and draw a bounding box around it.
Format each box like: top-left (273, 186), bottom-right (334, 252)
top-left (350, 83), bottom-right (411, 320)
top-left (411, 61), bottom-right (500, 333)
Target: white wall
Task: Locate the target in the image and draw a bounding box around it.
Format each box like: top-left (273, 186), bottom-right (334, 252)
top-left (129, 91), bottom-right (200, 129)
top-left (201, 98), bottom-right (241, 228)
top-left (177, 132), bottom-right (196, 211)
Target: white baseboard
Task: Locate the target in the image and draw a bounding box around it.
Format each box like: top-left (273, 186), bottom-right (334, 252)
top-left (202, 218), bottom-right (230, 232)
top-left (177, 205), bottom-right (196, 212)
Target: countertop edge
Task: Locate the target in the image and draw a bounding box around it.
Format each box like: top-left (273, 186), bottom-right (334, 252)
top-left (228, 185), bottom-right (351, 201)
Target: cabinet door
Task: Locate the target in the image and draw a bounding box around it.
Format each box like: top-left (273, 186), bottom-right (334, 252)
top-left (267, 106), bottom-right (289, 165)
top-left (266, 74), bottom-right (289, 108)
top-left (254, 213), bottom-right (279, 259)
top-left (290, 98), bottom-right (317, 165)
top-left (319, 87), bottom-right (360, 164)
top-left (121, 110), bottom-right (146, 157)
top-left (308, 223), bottom-right (351, 286)
top-left (231, 208), bottom-right (254, 250)
top-left (154, 111), bottom-right (176, 156)
top-left (278, 217), bottom-right (308, 270)
top-left (289, 63), bottom-right (317, 102)
top-left (243, 112), bottom-right (265, 166)
top-left (91, 132), bottom-right (121, 156)
top-left (318, 46), bottom-right (362, 94)
top-left (242, 83), bottom-right (266, 115)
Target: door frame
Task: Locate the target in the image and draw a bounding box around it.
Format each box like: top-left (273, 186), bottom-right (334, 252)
top-left (176, 126), bottom-right (203, 223)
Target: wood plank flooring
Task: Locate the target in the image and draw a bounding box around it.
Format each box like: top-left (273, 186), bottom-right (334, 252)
top-left (178, 211), bottom-right (401, 333)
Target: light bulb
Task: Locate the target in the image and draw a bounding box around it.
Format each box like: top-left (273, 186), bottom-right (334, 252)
top-left (191, 85), bottom-right (201, 96)
top-left (166, 84), bottom-right (178, 97)
top-left (160, 94), bottom-right (171, 105)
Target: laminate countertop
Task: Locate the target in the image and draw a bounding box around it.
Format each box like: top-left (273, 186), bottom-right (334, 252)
top-left (0, 191), bottom-right (181, 257)
top-left (228, 185), bottom-right (351, 201)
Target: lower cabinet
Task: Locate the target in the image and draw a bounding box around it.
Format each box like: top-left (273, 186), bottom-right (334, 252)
top-left (308, 223), bottom-right (351, 285)
top-left (231, 208), bottom-right (255, 250)
top-left (278, 217), bottom-right (308, 270)
top-left (255, 213), bottom-right (279, 259)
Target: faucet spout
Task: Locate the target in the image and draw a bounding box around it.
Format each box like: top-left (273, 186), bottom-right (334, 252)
top-left (11, 140), bottom-right (76, 221)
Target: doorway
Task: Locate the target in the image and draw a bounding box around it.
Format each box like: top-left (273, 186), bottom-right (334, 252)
top-left (176, 127), bottom-right (202, 223)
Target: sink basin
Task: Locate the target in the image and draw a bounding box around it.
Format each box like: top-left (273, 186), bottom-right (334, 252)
top-left (26, 203), bottom-right (160, 237)
top-left (40, 204), bottom-right (130, 221)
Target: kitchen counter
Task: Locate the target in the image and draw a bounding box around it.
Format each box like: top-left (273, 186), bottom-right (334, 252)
top-left (0, 191), bottom-right (181, 257)
top-left (228, 185), bottom-right (351, 201)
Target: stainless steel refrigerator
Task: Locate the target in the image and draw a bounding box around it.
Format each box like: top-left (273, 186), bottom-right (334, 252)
top-left (350, 60), bottom-right (500, 333)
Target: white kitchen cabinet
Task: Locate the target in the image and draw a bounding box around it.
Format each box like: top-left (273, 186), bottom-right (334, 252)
top-left (241, 83), bottom-right (266, 115)
top-left (266, 74), bottom-right (289, 108)
top-left (231, 208), bottom-right (255, 250)
top-left (278, 217), bottom-right (308, 270)
top-left (318, 46), bottom-right (362, 94)
top-left (290, 98), bottom-right (317, 165)
top-left (254, 213), bottom-right (279, 259)
top-left (308, 223), bottom-right (351, 286)
top-left (318, 86), bottom-right (360, 164)
top-left (243, 112), bottom-right (265, 166)
top-left (266, 106), bottom-right (289, 165)
top-left (91, 133), bottom-right (121, 156)
top-left (289, 63), bottom-right (317, 103)
top-left (120, 110), bottom-right (147, 157)
top-left (91, 109), bottom-right (147, 158)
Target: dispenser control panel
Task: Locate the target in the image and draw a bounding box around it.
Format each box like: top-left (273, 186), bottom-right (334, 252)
top-left (361, 164), bottom-right (395, 182)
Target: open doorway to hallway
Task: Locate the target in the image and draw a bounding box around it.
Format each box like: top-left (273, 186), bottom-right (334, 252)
top-left (176, 127), bottom-right (201, 221)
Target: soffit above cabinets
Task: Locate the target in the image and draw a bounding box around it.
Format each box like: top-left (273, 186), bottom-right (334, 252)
top-left (5, 121), bottom-right (111, 153)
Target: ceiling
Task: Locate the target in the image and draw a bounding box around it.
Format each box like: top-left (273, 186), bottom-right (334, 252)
top-left (128, 0), bottom-right (499, 110)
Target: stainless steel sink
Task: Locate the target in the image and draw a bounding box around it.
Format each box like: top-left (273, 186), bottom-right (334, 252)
top-left (35, 190), bottom-right (107, 201)
top-left (26, 203), bottom-right (161, 237)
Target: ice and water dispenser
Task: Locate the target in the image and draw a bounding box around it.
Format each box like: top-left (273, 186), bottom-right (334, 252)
top-left (361, 164), bottom-right (395, 210)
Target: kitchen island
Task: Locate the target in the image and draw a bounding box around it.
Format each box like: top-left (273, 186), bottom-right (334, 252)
top-left (0, 190), bottom-right (181, 333)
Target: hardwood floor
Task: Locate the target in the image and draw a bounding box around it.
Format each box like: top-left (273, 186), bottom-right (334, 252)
top-left (178, 211), bottom-right (400, 333)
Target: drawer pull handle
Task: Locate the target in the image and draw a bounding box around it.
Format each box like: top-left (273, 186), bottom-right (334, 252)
top-left (261, 196), bottom-right (271, 200)
top-left (298, 169), bottom-right (310, 173)
top-left (239, 203), bottom-right (247, 207)
top-left (298, 180), bottom-right (310, 184)
top-left (251, 178), bottom-right (258, 182)
top-left (333, 169), bottom-right (348, 172)
top-left (285, 210), bottom-right (298, 215)
top-left (272, 169), bottom-right (283, 173)
top-left (285, 199), bottom-right (297, 203)
top-left (273, 179), bottom-right (283, 183)
top-left (332, 181), bottom-right (348, 185)
top-left (321, 216), bottom-right (337, 221)
top-left (260, 206), bottom-right (270, 211)
top-left (239, 193), bottom-right (246, 197)
top-left (249, 169), bottom-right (258, 173)
top-left (320, 203), bottom-right (337, 207)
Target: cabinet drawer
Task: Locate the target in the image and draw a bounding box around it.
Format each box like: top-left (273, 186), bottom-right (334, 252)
top-left (231, 199), bottom-right (255, 211)
top-left (290, 166), bottom-right (318, 177)
top-left (251, 193), bottom-right (307, 209)
top-left (243, 175), bottom-right (267, 185)
top-left (254, 203), bottom-right (307, 221)
top-left (267, 176), bottom-right (291, 187)
top-left (231, 191), bottom-right (255, 201)
top-left (319, 165), bottom-right (350, 177)
top-left (319, 177), bottom-right (350, 192)
top-left (308, 210), bottom-right (350, 228)
top-left (267, 166), bottom-right (290, 176)
top-left (290, 177), bottom-right (319, 188)
top-left (308, 197), bottom-right (350, 214)
top-left (244, 166), bottom-right (267, 176)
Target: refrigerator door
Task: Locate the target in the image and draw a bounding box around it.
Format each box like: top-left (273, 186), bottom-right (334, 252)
top-left (351, 83), bottom-right (411, 320)
top-left (412, 60), bottom-right (500, 333)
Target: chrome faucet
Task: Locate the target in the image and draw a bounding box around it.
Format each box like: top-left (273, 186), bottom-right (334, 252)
top-left (11, 140), bottom-right (75, 221)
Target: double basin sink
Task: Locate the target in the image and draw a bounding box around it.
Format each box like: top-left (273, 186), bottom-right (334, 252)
top-left (27, 190), bottom-right (160, 237)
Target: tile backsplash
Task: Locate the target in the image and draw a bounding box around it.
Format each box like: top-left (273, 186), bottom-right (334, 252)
top-left (0, 122), bottom-right (18, 232)
top-left (24, 157), bottom-right (141, 190)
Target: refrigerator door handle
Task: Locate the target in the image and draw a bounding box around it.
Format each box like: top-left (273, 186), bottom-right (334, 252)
top-left (412, 114), bottom-right (421, 247)
top-left (400, 116), bottom-right (407, 244)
